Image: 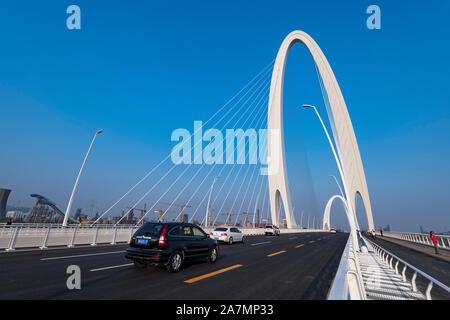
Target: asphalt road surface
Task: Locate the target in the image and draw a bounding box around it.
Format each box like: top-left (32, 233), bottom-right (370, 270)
top-left (0, 232), bottom-right (348, 300)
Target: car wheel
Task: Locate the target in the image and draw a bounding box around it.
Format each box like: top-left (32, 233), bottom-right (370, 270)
top-left (241, 236), bottom-right (245, 243)
top-left (134, 260), bottom-right (146, 269)
top-left (228, 237), bottom-right (233, 245)
top-left (207, 247), bottom-right (218, 264)
top-left (166, 251), bottom-right (183, 273)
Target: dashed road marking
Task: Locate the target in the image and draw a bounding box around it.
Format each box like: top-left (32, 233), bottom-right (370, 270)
top-left (184, 264), bottom-right (243, 283)
top-left (40, 250), bottom-right (124, 261)
top-left (267, 250), bottom-right (286, 257)
top-left (90, 263), bottom-right (133, 272)
top-left (251, 241), bottom-right (272, 246)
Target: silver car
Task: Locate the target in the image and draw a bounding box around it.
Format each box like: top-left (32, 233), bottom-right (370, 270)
top-left (265, 225), bottom-right (280, 236)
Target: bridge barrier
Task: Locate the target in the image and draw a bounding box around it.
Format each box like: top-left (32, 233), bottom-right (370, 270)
top-left (379, 231), bottom-right (450, 252)
top-left (327, 232), bottom-right (366, 300)
top-left (0, 224), bottom-right (323, 251)
top-left (364, 237), bottom-right (450, 300)
top-left (0, 225), bottom-right (139, 251)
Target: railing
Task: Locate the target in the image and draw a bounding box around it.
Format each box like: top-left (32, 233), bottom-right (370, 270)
top-left (327, 231), bottom-right (366, 300)
top-left (380, 231), bottom-right (450, 251)
top-left (0, 225), bottom-right (324, 251)
top-left (1, 226), bottom-right (139, 251)
top-left (365, 237), bottom-right (450, 300)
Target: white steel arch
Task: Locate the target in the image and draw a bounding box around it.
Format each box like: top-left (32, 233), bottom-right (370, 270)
top-left (267, 30), bottom-right (374, 231)
top-left (322, 195), bottom-right (354, 231)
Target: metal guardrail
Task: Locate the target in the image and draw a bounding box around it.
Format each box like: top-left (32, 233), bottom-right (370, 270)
top-left (380, 231), bottom-right (450, 251)
top-left (365, 237), bottom-right (450, 300)
top-left (327, 232), bottom-right (366, 300)
top-left (0, 225), bottom-right (323, 251)
top-left (0, 223), bottom-right (136, 229)
top-left (1, 226), bottom-right (139, 251)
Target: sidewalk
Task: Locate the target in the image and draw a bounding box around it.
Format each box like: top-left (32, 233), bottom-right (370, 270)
top-left (378, 235), bottom-right (450, 262)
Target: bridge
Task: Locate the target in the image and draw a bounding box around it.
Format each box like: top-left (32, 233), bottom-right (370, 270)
top-left (0, 31), bottom-right (448, 301)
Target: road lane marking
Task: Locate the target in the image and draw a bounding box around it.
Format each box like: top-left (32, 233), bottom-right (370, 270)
top-left (251, 241), bottom-right (272, 246)
top-left (309, 240), bottom-right (315, 244)
top-left (184, 264), bottom-right (243, 283)
top-left (90, 263), bottom-right (133, 272)
top-left (289, 236), bottom-right (298, 239)
top-left (40, 250), bottom-right (124, 261)
top-left (295, 244), bottom-right (305, 248)
top-left (267, 250), bottom-right (286, 257)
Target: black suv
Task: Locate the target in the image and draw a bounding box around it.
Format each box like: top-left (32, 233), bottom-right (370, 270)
top-left (125, 222), bottom-right (218, 272)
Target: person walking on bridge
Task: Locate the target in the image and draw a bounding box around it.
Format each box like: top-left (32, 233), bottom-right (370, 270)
top-left (430, 231), bottom-right (439, 255)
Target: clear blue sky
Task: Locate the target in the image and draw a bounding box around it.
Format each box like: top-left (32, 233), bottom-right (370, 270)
top-left (0, 0), bottom-right (449, 232)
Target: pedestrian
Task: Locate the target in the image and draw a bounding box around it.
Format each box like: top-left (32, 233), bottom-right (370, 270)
top-left (6, 218), bottom-right (12, 226)
top-left (430, 231), bottom-right (439, 255)
top-left (380, 229), bottom-right (383, 237)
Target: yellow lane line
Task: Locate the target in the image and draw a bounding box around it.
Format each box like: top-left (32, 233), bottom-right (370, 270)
top-left (184, 264), bottom-right (243, 284)
top-left (267, 250), bottom-right (286, 257)
top-left (295, 244), bottom-right (305, 248)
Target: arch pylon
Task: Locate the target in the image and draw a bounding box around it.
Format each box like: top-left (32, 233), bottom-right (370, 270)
top-left (267, 30), bottom-right (374, 230)
top-left (322, 195), bottom-right (355, 232)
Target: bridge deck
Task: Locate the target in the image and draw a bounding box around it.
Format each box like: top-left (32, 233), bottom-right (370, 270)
top-left (365, 237), bottom-right (450, 300)
top-left (0, 232), bottom-right (345, 299)
top-left (357, 249), bottom-right (425, 300)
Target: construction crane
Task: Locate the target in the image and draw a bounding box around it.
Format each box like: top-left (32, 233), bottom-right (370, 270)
top-left (126, 204), bottom-right (147, 224)
top-left (153, 209), bottom-right (178, 222)
top-left (242, 211), bottom-right (255, 227)
top-left (261, 217), bottom-right (272, 226)
top-left (221, 213), bottom-right (237, 226)
top-left (161, 202), bottom-right (192, 222)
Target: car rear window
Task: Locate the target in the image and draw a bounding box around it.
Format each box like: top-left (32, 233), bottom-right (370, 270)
top-left (266, 225), bottom-right (272, 228)
top-left (134, 223), bottom-right (164, 237)
top-left (214, 227), bottom-right (228, 231)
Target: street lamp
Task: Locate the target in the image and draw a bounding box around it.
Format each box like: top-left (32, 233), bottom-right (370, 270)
top-left (205, 176), bottom-right (219, 227)
top-left (302, 104), bottom-right (359, 244)
top-left (63, 130), bottom-right (103, 227)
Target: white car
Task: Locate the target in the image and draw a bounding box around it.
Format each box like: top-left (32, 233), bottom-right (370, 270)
top-left (211, 227), bottom-right (244, 244)
top-left (330, 228), bottom-right (337, 234)
top-left (265, 225), bottom-right (280, 236)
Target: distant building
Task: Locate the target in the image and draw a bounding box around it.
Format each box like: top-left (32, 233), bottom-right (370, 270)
top-left (0, 188), bottom-right (11, 221)
top-left (74, 208), bottom-right (82, 218)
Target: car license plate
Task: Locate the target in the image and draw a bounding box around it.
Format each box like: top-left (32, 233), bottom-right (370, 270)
top-left (214, 237), bottom-right (219, 240)
top-left (137, 238), bottom-right (148, 245)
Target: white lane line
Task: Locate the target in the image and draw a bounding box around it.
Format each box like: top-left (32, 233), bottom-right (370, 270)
top-left (289, 236), bottom-right (298, 239)
top-left (40, 250), bottom-right (124, 261)
top-left (251, 241), bottom-right (272, 246)
top-left (90, 263), bottom-right (133, 272)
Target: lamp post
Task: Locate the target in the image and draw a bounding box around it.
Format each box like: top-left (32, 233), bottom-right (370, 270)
top-left (302, 105), bottom-right (359, 246)
top-left (205, 176), bottom-right (219, 227)
top-left (63, 130), bottom-right (103, 227)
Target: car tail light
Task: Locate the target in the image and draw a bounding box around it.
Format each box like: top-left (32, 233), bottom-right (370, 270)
top-left (210, 232), bottom-right (213, 235)
top-left (158, 225), bottom-right (168, 246)
top-left (221, 233), bottom-right (227, 236)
